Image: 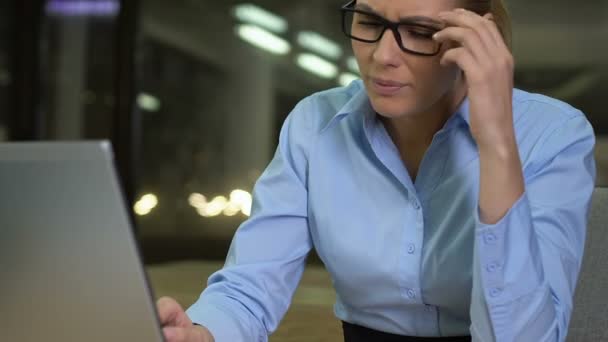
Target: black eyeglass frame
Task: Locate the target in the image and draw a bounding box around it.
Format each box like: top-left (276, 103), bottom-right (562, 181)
top-left (340, 0), bottom-right (443, 57)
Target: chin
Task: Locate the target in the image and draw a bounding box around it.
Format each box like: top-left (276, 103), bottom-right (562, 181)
top-left (369, 95), bottom-right (419, 119)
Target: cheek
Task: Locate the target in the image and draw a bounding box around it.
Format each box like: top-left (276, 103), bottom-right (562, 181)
top-left (429, 37), bottom-right (462, 75)
top-left (351, 41), bottom-right (371, 72)
top-left (412, 58), bottom-right (457, 94)
top-left (437, 63), bottom-right (461, 87)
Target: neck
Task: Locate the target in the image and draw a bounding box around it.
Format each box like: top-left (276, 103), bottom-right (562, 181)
top-left (382, 79), bottom-right (467, 150)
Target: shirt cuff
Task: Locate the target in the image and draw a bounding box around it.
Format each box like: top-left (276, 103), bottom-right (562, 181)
top-left (186, 298), bottom-right (262, 342)
top-left (474, 191), bottom-right (545, 305)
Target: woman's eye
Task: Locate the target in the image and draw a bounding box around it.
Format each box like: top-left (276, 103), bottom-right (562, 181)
top-left (357, 20), bottom-right (383, 27)
top-left (407, 30), bottom-right (434, 39)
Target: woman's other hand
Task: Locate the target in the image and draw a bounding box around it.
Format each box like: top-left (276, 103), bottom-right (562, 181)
top-left (156, 297), bottom-right (215, 342)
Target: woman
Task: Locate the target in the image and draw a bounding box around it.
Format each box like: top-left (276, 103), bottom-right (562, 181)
top-left (157, 0), bottom-right (596, 341)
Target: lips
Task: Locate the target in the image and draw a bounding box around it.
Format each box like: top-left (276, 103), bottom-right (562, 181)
top-left (372, 78), bottom-right (407, 87)
top-left (370, 77), bottom-right (409, 96)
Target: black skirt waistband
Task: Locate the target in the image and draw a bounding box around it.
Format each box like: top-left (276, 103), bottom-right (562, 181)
top-left (342, 321), bottom-right (472, 342)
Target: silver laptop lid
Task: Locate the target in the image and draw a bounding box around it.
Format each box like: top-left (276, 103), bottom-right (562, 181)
top-left (0, 141), bottom-right (164, 342)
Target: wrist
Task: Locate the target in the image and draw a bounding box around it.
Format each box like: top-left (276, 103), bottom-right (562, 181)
top-left (472, 115), bottom-right (517, 150)
top-left (477, 131), bottom-right (518, 160)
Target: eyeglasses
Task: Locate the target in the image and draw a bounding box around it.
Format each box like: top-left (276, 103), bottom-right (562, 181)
top-left (341, 0), bottom-right (443, 56)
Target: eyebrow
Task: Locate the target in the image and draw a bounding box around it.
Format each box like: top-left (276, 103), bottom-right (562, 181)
top-left (354, 3), bottom-right (443, 27)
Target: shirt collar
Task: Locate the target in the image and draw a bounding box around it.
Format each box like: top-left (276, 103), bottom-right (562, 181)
top-left (326, 79), bottom-right (473, 133)
top-left (320, 80), bottom-right (374, 133)
top-left (338, 81), bottom-right (374, 115)
top-left (446, 95), bottom-right (471, 130)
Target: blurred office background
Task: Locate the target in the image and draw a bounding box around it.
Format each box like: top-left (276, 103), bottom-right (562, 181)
top-left (1, 0), bottom-right (606, 340)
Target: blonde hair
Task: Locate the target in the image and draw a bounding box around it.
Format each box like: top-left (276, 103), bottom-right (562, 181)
top-left (464, 0), bottom-right (512, 50)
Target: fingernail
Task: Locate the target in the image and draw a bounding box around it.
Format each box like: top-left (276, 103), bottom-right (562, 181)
top-left (433, 33), bottom-right (441, 40)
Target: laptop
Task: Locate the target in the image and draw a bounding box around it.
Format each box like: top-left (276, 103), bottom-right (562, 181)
top-left (0, 141), bottom-right (164, 341)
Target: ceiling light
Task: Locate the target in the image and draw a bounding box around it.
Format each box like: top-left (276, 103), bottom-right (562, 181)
top-left (296, 53), bottom-right (338, 79)
top-left (235, 24), bottom-right (291, 55)
top-left (297, 31), bottom-right (343, 60)
top-left (232, 4), bottom-right (288, 34)
top-left (347, 56), bottom-right (360, 74)
top-left (137, 93), bottom-right (161, 112)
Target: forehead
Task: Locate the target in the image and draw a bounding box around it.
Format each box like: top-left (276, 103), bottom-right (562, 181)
top-left (356, 0), bottom-right (461, 20)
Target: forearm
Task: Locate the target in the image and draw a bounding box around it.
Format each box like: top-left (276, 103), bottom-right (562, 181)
top-left (474, 131), bottom-right (551, 341)
top-left (472, 189), bottom-right (559, 341)
top-left (470, 113), bottom-right (595, 342)
top-left (477, 131), bottom-right (525, 224)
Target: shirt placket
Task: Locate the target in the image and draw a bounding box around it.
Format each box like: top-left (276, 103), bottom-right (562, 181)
top-left (364, 114), bottom-right (424, 305)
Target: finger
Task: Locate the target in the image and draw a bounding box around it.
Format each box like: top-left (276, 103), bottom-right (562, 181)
top-left (433, 27), bottom-right (487, 63)
top-left (438, 9), bottom-right (499, 51)
top-left (459, 9), bottom-right (501, 47)
top-left (157, 297), bottom-right (184, 326)
top-left (482, 12), bottom-right (511, 51)
top-left (461, 9), bottom-right (509, 53)
top-left (479, 12), bottom-right (515, 68)
top-left (440, 46), bottom-right (477, 75)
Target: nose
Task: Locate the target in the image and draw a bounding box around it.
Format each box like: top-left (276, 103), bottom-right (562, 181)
top-left (372, 28), bottom-right (402, 67)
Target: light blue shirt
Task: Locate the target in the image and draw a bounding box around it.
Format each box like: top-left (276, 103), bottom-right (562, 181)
top-left (186, 80), bottom-right (596, 342)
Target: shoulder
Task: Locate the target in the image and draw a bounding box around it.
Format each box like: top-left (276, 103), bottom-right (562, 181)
top-left (512, 88), bottom-right (593, 146)
top-left (513, 89), bottom-right (595, 168)
top-left (513, 88), bottom-right (587, 128)
top-left (285, 80), bottom-right (365, 136)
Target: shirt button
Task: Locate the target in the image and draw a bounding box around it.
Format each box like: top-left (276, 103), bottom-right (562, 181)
top-left (486, 262), bottom-right (499, 273)
top-left (407, 244), bottom-right (416, 254)
top-left (412, 200), bottom-right (421, 210)
top-left (406, 289), bottom-right (416, 299)
top-left (484, 232), bottom-right (497, 244)
top-left (489, 287), bottom-right (502, 298)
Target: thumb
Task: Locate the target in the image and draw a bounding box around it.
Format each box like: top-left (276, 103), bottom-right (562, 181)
top-left (163, 326), bottom-right (186, 342)
top-left (157, 297), bottom-right (190, 327)
top-left (163, 326), bottom-right (209, 342)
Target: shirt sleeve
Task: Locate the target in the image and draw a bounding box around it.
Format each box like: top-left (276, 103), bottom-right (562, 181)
top-left (470, 113), bottom-right (596, 342)
top-left (186, 98), bottom-right (316, 342)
